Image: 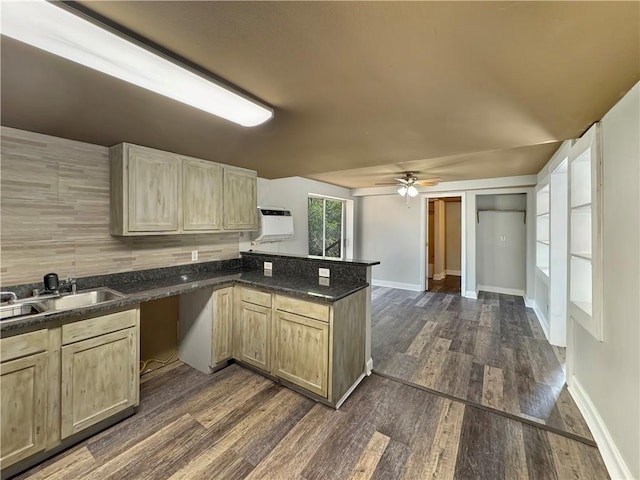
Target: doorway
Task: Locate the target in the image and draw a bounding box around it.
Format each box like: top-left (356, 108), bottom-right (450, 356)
top-left (422, 194), bottom-right (465, 295)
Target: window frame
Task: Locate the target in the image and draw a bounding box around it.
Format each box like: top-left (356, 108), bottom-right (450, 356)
top-left (308, 194), bottom-right (346, 260)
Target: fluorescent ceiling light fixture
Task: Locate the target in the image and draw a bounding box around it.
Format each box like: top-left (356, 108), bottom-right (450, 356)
top-left (1, 0), bottom-right (273, 127)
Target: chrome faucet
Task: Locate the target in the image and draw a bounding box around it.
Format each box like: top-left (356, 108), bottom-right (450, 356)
top-left (61, 277), bottom-right (77, 295)
top-left (0, 291), bottom-right (18, 303)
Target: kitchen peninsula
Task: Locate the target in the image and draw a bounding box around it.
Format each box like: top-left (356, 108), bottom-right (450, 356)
top-left (0, 251), bottom-right (379, 477)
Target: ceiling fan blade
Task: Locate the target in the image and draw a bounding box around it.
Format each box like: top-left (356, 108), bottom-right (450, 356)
top-left (417, 178), bottom-right (441, 186)
top-left (374, 182), bottom-right (402, 186)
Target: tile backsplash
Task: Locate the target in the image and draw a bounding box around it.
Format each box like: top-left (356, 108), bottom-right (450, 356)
top-left (1, 127), bottom-right (239, 286)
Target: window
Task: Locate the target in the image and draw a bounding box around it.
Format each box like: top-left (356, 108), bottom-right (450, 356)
top-left (308, 196), bottom-right (345, 259)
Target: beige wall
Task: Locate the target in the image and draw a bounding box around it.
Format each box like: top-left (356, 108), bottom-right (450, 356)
top-left (445, 200), bottom-right (461, 273)
top-left (1, 127), bottom-right (239, 286)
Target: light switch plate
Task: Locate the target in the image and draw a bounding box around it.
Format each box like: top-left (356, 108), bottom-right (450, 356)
top-left (319, 268), bottom-right (330, 278)
top-left (264, 261), bottom-right (273, 270)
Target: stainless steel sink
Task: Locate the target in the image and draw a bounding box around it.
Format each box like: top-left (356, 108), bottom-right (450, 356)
top-left (37, 287), bottom-right (126, 311)
top-left (0, 302), bottom-right (46, 320)
top-left (0, 287), bottom-right (126, 321)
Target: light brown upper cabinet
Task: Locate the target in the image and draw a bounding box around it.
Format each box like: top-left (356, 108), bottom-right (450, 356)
top-left (182, 157), bottom-right (222, 231)
top-left (110, 143), bottom-right (257, 235)
top-left (125, 144), bottom-right (178, 233)
top-left (223, 166), bottom-right (258, 231)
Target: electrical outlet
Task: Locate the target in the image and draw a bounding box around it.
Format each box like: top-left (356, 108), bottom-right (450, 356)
top-left (500, 234), bottom-right (507, 241)
top-left (264, 261), bottom-right (273, 270)
top-left (319, 268), bottom-right (330, 278)
top-left (191, 250), bottom-right (198, 261)
top-left (319, 277), bottom-right (330, 286)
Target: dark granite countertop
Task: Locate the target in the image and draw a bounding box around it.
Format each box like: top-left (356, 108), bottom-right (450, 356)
top-left (242, 250), bottom-right (381, 266)
top-left (0, 267), bottom-right (368, 335)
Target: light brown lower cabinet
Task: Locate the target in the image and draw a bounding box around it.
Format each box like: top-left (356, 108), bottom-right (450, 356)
top-left (0, 308), bottom-right (139, 475)
top-left (274, 311), bottom-right (329, 398)
top-left (234, 286), bottom-right (366, 406)
top-left (212, 287), bottom-right (233, 365)
top-left (238, 301), bottom-right (272, 373)
top-left (61, 327), bottom-right (138, 438)
top-left (0, 350), bottom-right (48, 467)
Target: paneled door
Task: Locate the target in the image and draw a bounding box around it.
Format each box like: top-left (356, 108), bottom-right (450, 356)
top-left (274, 311), bottom-right (329, 398)
top-left (0, 352), bottom-right (48, 467)
top-left (222, 166), bottom-right (258, 230)
top-left (61, 328), bottom-right (137, 438)
top-left (212, 287), bottom-right (234, 364)
top-left (128, 145), bottom-right (178, 232)
top-left (183, 157), bottom-right (222, 231)
top-left (238, 302), bottom-right (271, 372)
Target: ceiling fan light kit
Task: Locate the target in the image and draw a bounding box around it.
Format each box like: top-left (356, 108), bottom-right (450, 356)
top-left (1, 0), bottom-right (273, 127)
top-left (378, 172), bottom-right (439, 207)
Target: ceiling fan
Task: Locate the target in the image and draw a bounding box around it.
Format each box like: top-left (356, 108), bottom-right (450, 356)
top-left (375, 172), bottom-right (440, 206)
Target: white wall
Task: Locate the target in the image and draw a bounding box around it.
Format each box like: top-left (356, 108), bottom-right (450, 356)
top-left (476, 210), bottom-right (526, 294)
top-left (357, 194), bottom-right (423, 290)
top-left (244, 176), bottom-right (355, 257)
top-left (355, 180), bottom-right (536, 297)
top-left (445, 201), bottom-right (461, 273)
top-left (570, 83), bottom-right (639, 479)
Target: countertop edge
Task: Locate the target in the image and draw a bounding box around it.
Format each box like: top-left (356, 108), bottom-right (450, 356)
top-left (1, 275), bottom-right (368, 335)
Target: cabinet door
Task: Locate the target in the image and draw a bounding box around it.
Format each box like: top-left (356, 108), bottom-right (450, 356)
top-left (128, 145), bottom-right (178, 232)
top-left (1, 352), bottom-right (48, 467)
top-left (238, 302), bottom-right (271, 372)
top-left (183, 157), bottom-right (222, 231)
top-left (223, 167), bottom-right (258, 230)
top-left (61, 328), bottom-right (138, 438)
top-left (274, 311), bottom-right (329, 398)
top-left (212, 287), bottom-right (233, 365)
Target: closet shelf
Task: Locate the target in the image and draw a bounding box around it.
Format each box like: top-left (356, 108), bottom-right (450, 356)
top-left (476, 209), bottom-right (526, 223)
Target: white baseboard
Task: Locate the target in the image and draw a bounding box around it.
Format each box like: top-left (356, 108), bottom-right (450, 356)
top-left (445, 269), bottom-right (461, 276)
top-left (477, 285), bottom-right (525, 297)
top-left (365, 357), bottom-right (374, 375)
top-left (532, 304), bottom-right (550, 341)
top-left (433, 273), bottom-right (446, 281)
top-left (371, 279), bottom-right (422, 292)
top-left (524, 295), bottom-right (534, 308)
top-left (464, 291), bottom-right (478, 299)
top-left (569, 377), bottom-right (635, 480)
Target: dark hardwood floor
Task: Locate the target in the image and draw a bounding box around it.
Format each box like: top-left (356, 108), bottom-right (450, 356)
top-left (371, 286), bottom-right (593, 441)
top-left (16, 362), bottom-right (608, 480)
top-left (428, 275), bottom-right (461, 294)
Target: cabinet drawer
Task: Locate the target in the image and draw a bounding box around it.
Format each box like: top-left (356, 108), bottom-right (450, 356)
top-left (62, 309), bottom-right (137, 345)
top-left (241, 288), bottom-right (272, 308)
top-left (0, 330), bottom-right (48, 363)
top-left (275, 295), bottom-right (329, 322)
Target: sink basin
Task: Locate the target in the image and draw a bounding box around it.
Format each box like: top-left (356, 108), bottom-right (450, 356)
top-left (0, 287), bottom-right (127, 321)
top-left (38, 287), bottom-right (126, 311)
top-left (0, 302), bottom-right (46, 320)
